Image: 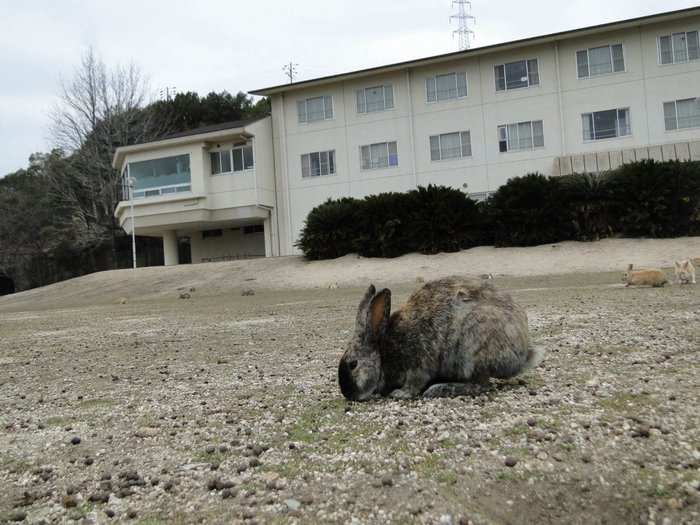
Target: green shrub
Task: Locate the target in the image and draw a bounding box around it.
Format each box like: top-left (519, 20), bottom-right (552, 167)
top-left (296, 161), bottom-right (700, 259)
top-left (487, 173), bottom-right (575, 247)
top-left (295, 197), bottom-right (360, 260)
top-left (607, 160), bottom-right (700, 237)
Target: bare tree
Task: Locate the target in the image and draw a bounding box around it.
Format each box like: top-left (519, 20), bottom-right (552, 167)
top-left (47, 48), bottom-right (173, 266)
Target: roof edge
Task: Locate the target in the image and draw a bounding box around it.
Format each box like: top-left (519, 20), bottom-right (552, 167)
top-left (250, 6), bottom-right (700, 96)
top-left (111, 115), bottom-right (270, 169)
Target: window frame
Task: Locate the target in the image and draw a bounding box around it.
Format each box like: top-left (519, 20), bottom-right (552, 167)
top-left (494, 58), bottom-right (540, 92)
top-left (301, 150), bottom-right (337, 178)
top-left (581, 108), bottom-right (632, 142)
top-left (210, 143), bottom-right (255, 176)
top-left (657, 30), bottom-right (700, 65)
top-left (576, 43), bottom-right (626, 79)
top-left (127, 153), bottom-right (192, 200)
top-left (356, 84), bottom-right (394, 114)
top-left (425, 72), bottom-right (468, 103)
top-left (663, 97), bottom-right (700, 131)
top-left (429, 131), bottom-right (472, 162)
top-left (497, 120), bottom-right (545, 153)
top-left (359, 141), bottom-right (399, 170)
top-left (297, 95), bottom-right (334, 123)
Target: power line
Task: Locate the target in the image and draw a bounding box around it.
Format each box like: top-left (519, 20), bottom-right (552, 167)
top-left (282, 61), bottom-right (299, 84)
top-left (450, 0), bottom-right (476, 51)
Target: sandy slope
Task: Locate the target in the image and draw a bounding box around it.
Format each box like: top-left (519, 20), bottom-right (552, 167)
top-left (1, 237), bottom-right (699, 312)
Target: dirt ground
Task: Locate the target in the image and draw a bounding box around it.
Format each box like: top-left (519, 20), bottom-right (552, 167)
top-left (1, 272), bottom-right (699, 524)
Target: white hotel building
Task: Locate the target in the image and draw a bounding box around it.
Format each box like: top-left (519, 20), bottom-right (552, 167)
top-left (114, 7), bottom-right (700, 264)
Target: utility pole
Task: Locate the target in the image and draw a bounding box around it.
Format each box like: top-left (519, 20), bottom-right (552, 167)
top-left (282, 61), bottom-right (298, 84)
top-left (451, 0), bottom-right (475, 51)
top-left (128, 176), bottom-right (137, 270)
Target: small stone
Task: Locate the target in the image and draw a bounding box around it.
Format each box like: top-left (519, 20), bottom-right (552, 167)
top-left (249, 458), bottom-right (261, 468)
top-left (126, 508), bottom-right (137, 519)
top-left (241, 288), bottom-right (255, 296)
top-left (285, 498), bottom-right (301, 511)
top-left (179, 292), bottom-right (191, 299)
top-left (9, 511), bottom-right (27, 522)
top-left (105, 509), bottom-right (115, 518)
top-left (526, 418), bottom-right (537, 427)
top-left (84, 457), bottom-right (94, 466)
top-left (221, 488), bottom-right (235, 499)
top-left (633, 426), bottom-right (651, 438)
top-left (504, 457), bottom-right (518, 467)
top-left (205, 445), bottom-right (216, 454)
top-left (70, 436), bottom-right (81, 445)
top-left (381, 474), bottom-right (394, 487)
top-left (299, 494), bottom-right (314, 505)
top-left (63, 495), bottom-right (78, 508)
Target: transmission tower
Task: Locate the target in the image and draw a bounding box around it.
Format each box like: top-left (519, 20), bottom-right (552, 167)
top-left (450, 0), bottom-right (475, 51)
top-left (282, 61), bottom-right (298, 83)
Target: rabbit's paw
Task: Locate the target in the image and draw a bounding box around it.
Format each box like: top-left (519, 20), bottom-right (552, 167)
top-left (389, 389), bottom-right (414, 400)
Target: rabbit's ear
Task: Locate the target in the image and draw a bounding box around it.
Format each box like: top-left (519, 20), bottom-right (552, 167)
top-left (627, 264), bottom-right (633, 271)
top-left (369, 289), bottom-right (391, 339)
top-left (675, 261), bottom-right (681, 268)
top-left (356, 284), bottom-right (376, 328)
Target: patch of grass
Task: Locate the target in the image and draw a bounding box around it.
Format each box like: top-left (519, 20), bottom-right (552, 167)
top-left (598, 392), bottom-right (659, 412)
top-left (78, 398), bottom-right (115, 409)
top-left (1, 455), bottom-right (32, 474)
top-left (45, 415), bottom-right (70, 427)
top-left (415, 453), bottom-right (458, 484)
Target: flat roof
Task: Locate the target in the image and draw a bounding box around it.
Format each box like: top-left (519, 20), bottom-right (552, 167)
top-left (249, 6), bottom-right (700, 96)
top-left (112, 115), bottom-right (269, 169)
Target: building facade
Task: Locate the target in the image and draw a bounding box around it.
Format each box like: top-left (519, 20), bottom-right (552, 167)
top-left (114, 7), bottom-right (700, 264)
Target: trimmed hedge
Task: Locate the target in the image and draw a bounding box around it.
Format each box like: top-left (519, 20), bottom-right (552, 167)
top-left (296, 160), bottom-right (700, 259)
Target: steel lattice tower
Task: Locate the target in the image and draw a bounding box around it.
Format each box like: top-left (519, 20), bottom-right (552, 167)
top-left (450, 0), bottom-right (475, 51)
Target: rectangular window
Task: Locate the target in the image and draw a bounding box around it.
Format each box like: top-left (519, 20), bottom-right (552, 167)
top-left (495, 59), bottom-right (540, 91)
top-left (357, 85), bottom-right (394, 113)
top-left (659, 31), bottom-right (700, 64)
top-left (663, 98), bottom-right (700, 130)
top-left (297, 95), bottom-right (333, 122)
top-left (228, 144), bottom-right (254, 172)
top-left (429, 131), bottom-right (472, 161)
top-left (581, 108), bottom-right (631, 140)
top-left (202, 229), bottom-right (223, 239)
top-left (243, 224), bottom-right (264, 234)
top-left (360, 141), bottom-right (398, 170)
top-left (301, 150), bottom-right (336, 177)
top-left (128, 154), bottom-right (191, 199)
top-left (497, 120), bottom-right (544, 152)
top-left (210, 150), bottom-right (232, 175)
top-left (576, 44), bottom-right (625, 78)
top-left (426, 72), bottom-right (467, 102)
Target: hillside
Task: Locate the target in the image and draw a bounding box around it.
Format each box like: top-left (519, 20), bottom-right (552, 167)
top-left (1, 237), bottom-right (699, 312)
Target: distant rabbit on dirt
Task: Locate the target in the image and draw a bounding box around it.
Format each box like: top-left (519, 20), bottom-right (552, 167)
top-left (674, 259), bottom-right (696, 284)
top-left (337, 277), bottom-right (545, 401)
top-left (622, 264), bottom-right (668, 287)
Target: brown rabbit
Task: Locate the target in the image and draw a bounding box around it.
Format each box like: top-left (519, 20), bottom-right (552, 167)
top-left (338, 277), bottom-right (545, 401)
top-left (622, 264), bottom-right (667, 287)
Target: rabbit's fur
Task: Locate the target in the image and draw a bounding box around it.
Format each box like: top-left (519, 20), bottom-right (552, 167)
top-left (622, 264), bottom-right (667, 287)
top-left (338, 277), bottom-right (544, 401)
top-left (674, 259), bottom-right (696, 284)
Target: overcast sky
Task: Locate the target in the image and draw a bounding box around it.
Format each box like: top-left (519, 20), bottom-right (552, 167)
top-left (0, 0), bottom-right (695, 176)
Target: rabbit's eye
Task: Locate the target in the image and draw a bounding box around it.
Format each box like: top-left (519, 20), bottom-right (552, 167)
top-left (348, 360), bottom-right (358, 371)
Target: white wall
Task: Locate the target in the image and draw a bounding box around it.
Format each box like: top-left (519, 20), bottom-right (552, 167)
top-left (270, 14), bottom-right (700, 255)
top-left (188, 227), bottom-right (265, 263)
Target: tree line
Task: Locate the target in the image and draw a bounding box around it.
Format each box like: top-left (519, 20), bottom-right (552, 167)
top-left (0, 49), bottom-right (269, 293)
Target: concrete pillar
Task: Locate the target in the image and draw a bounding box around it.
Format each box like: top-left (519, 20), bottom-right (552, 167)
top-left (263, 217), bottom-right (272, 257)
top-left (163, 231), bottom-right (179, 266)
